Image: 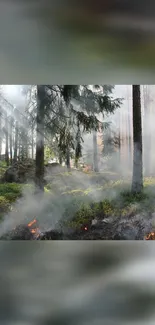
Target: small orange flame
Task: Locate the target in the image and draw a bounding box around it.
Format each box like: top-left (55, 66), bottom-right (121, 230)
top-left (28, 219), bottom-right (37, 227)
top-left (27, 219), bottom-right (40, 238)
top-left (145, 232), bottom-right (155, 240)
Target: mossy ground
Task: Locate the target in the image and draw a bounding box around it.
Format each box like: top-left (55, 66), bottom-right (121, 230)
top-left (44, 173), bottom-right (155, 230)
top-left (0, 168), bottom-right (155, 231)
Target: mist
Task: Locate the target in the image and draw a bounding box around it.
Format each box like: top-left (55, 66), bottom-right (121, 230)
top-left (0, 84), bottom-right (154, 240)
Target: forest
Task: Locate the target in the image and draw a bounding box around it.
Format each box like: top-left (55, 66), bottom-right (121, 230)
top-left (0, 84), bottom-right (154, 240)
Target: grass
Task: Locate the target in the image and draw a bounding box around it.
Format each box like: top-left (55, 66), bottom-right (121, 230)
top-left (57, 176), bottom-right (155, 230)
top-left (0, 161), bottom-right (8, 178)
top-left (1, 172), bottom-right (155, 231)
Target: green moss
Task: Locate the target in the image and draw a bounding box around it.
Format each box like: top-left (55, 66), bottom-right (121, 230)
top-left (144, 177), bottom-right (155, 187)
top-left (0, 183), bottom-right (23, 215)
top-left (62, 189), bottom-right (85, 196)
top-left (0, 196), bottom-right (11, 212)
top-left (0, 183), bottom-right (22, 195)
top-left (120, 191), bottom-right (149, 205)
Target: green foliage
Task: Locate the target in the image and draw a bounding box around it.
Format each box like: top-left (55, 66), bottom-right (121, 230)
top-left (0, 161), bottom-right (7, 168)
top-left (70, 204), bottom-right (94, 226)
top-left (0, 196), bottom-right (10, 212)
top-left (62, 177), bottom-right (155, 229)
top-left (61, 85), bottom-right (80, 105)
top-left (0, 183), bottom-right (22, 214)
top-left (120, 191), bottom-right (149, 204)
top-left (44, 85), bottom-right (122, 161)
top-left (98, 95), bottom-right (122, 114)
top-left (0, 162), bottom-right (8, 178)
top-left (75, 111), bottom-right (100, 132)
top-left (0, 183), bottom-right (22, 196)
top-left (44, 146), bottom-right (55, 163)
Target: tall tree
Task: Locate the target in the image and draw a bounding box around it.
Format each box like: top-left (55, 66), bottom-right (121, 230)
top-left (75, 119), bottom-right (82, 168)
top-left (9, 116), bottom-right (13, 165)
top-left (31, 124), bottom-right (35, 160)
top-left (93, 130), bottom-right (99, 172)
top-left (14, 120), bottom-right (18, 162)
top-left (0, 107), bottom-right (2, 160)
top-left (66, 147), bottom-right (71, 170)
top-left (142, 85), bottom-right (151, 176)
top-left (4, 113), bottom-right (9, 166)
top-left (131, 85), bottom-right (143, 193)
top-left (35, 86), bottom-right (45, 192)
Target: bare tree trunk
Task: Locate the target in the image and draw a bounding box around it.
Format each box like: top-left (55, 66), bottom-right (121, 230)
top-left (31, 125), bottom-right (34, 160)
top-left (66, 148), bottom-right (71, 170)
top-left (14, 120), bottom-right (18, 162)
top-left (35, 86), bottom-right (45, 192)
top-left (131, 85), bottom-right (143, 193)
top-left (143, 85), bottom-right (151, 176)
top-left (126, 86), bottom-right (132, 171)
top-left (59, 153), bottom-right (62, 165)
top-left (20, 126), bottom-right (28, 161)
top-left (0, 108), bottom-right (2, 160)
top-left (93, 131), bottom-right (99, 172)
top-left (9, 117), bottom-right (13, 165)
top-left (5, 114), bottom-right (9, 166)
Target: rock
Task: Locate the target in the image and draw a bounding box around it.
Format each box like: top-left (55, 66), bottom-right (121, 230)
top-left (91, 218), bottom-right (98, 226)
top-left (2, 160), bottom-right (35, 183)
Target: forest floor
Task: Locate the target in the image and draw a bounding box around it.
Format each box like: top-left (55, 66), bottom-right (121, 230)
top-left (0, 163), bottom-right (155, 239)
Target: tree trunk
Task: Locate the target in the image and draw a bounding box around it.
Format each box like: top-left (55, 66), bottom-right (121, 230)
top-left (9, 117), bottom-right (13, 165)
top-left (31, 125), bottom-right (34, 160)
top-left (75, 157), bottom-right (78, 169)
top-left (59, 153), bottom-right (62, 165)
top-left (14, 120), bottom-right (18, 162)
top-left (0, 108), bottom-right (2, 160)
top-left (93, 131), bottom-right (99, 172)
top-left (126, 87), bottom-right (132, 171)
top-left (131, 85), bottom-right (143, 193)
top-left (21, 126), bottom-right (28, 161)
top-left (143, 85), bottom-right (151, 176)
top-left (5, 115), bottom-right (9, 166)
top-left (35, 86), bottom-right (45, 192)
top-left (66, 148), bottom-right (71, 170)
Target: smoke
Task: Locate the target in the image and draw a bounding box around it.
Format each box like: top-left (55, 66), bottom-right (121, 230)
top-left (0, 85), bottom-right (155, 237)
top-left (81, 85), bottom-right (155, 179)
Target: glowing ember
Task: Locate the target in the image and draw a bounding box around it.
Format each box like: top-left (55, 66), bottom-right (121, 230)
top-left (145, 232), bottom-right (155, 240)
top-left (28, 219), bottom-right (37, 227)
top-left (27, 219), bottom-right (40, 238)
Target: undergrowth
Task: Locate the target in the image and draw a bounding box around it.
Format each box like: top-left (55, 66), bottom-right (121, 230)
top-left (1, 175), bottom-right (155, 229)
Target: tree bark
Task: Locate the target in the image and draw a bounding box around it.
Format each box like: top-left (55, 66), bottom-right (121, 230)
top-left (93, 131), bottom-right (99, 172)
top-left (14, 120), bottom-right (18, 162)
top-left (9, 117), bottom-right (13, 165)
top-left (35, 86), bottom-right (45, 192)
top-left (66, 148), bottom-right (71, 170)
top-left (0, 108), bottom-right (2, 160)
top-left (31, 125), bottom-right (34, 160)
top-left (143, 85), bottom-right (151, 176)
top-left (5, 114), bottom-right (9, 166)
top-left (59, 153), bottom-right (62, 165)
top-left (131, 85), bottom-right (143, 193)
